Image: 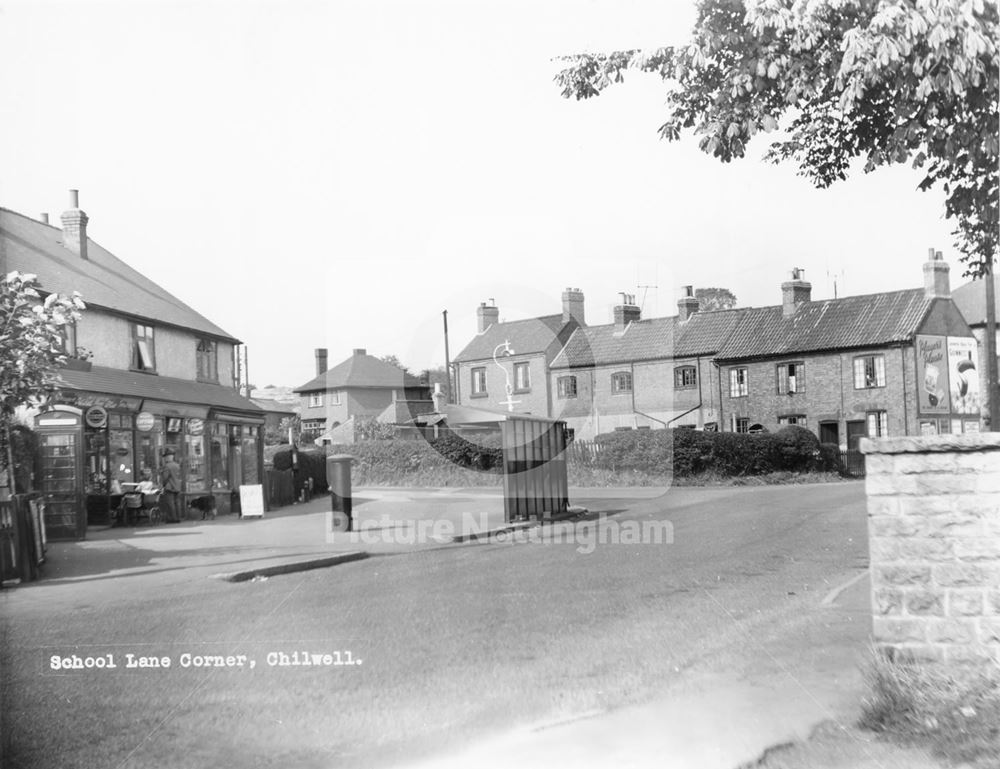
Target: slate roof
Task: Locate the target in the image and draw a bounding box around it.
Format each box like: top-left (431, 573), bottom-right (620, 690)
top-left (453, 314), bottom-right (570, 363)
top-left (1, 207), bottom-right (237, 341)
top-left (952, 275), bottom-right (999, 327)
top-left (294, 351), bottom-right (424, 392)
top-left (715, 289), bottom-right (932, 361)
top-left (58, 364), bottom-right (264, 413)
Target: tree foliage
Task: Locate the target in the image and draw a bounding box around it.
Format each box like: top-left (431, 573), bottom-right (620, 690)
top-left (695, 286), bottom-right (738, 310)
top-left (0, 272), bottom-right (85, 477)
top-left (555, 0), bottom-right (999, 274)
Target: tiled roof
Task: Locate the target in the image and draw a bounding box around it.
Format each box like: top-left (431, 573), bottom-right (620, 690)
top-left (715, 289), bottom-right (932, 361)
top-left (952, 276), bottom-right (999, 327)
top-left (453, 314), bottom-right (570, 363)
top-left (1, 207), bottom-right (237, 341)
top-left (550, 317), bottom-right (677, 369)
top-left (294, 351), bottom-right (423, 392)
top-left (550, 308), bottom-right (747, 369)
top-left (57, 364), bottom-right (264, 413)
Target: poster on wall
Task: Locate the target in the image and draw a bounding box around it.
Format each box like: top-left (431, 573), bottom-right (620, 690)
top-left (916, 335), bottom-right (950, 414)
top-left (948, 336), bottom-right (980, 415)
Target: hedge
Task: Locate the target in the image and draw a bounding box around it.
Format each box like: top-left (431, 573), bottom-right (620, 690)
top-left (591, 425), bottom-right (838, 478)
top-left (269, 446), bottom-right (329, 495)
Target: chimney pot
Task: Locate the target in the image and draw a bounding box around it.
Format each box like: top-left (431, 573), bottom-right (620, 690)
top-left (477, 300), bottom-right (499, 333)
top-left (781, 270), bottom-right (812, 317)
top-left (561, 287), bottom-right (586, 326)
top-left (677, 287), bottom-right (700, 321)
top-left (613, 293), bottom-right (641, 330)
top-left (60, 189), bottom-right (89, 260)
top-left (353, 348), bottom-right (366, 356)
top-left (923, 248), bottom-right (951, 298)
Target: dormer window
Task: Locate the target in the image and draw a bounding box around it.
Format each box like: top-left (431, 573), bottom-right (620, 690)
top-left (131, 323), bottom-right (155, 371)
top-left (196, 339), bottom-right (218, 382)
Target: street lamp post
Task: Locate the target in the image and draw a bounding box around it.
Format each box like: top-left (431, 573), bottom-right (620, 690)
top-left (493, 340), bottom-right (519, 412)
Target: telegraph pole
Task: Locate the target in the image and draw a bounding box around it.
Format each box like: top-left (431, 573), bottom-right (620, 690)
top-left (442, 310), bottom-right (452, 404)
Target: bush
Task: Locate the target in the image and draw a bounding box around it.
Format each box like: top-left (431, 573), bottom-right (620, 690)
top-left (589, 426), bottom-right (832, 478)
top-left (269, 446), bottom-right (328, 495)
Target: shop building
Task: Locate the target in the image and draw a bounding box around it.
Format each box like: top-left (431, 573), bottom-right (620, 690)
top-left (2, 193), bottom-right (265, 538)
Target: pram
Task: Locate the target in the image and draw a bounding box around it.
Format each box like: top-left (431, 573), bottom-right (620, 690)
top-left (119, 488), bottom-right (162, 526)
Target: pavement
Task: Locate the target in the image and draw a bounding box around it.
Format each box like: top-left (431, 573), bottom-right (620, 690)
top-left (10, 484), bottom-right (946, 769)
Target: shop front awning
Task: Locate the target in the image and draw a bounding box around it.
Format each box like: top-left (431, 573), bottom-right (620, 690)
top-left (57, 364), bottom-right (265, 418)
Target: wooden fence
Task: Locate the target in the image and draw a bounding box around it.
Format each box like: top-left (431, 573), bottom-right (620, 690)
top-left (1, 494), bottom-right (46, 586)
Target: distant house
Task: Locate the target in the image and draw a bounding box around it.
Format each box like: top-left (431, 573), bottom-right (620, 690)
top-left (293, 348), bottom-right (431, 441)
top-left (452, 289), bottom-right (584, 416)
top-left (250, 398), bottom-right (298, 442)
top-left (2, 191), bottom-right (265, 537)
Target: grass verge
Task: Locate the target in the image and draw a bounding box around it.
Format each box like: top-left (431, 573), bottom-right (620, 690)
top-left (858, 645), bottom-right (1000, 768)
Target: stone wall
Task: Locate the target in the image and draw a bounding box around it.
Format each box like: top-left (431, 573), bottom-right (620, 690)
top-left (861, 434), bottom-right (1000, 664)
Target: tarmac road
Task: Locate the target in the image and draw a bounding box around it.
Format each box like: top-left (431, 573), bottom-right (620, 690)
top-left (0, 482), bottom-right (872, 769)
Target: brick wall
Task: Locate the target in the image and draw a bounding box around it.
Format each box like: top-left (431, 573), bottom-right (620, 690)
top-left (861, 434), bottom-right (1000, 664)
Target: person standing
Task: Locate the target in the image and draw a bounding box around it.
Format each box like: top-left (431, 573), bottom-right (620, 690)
top-left (160, 448), bottom-right (182, 523)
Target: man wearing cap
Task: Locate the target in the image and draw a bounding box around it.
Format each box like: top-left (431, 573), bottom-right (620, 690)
top-left (160, 448), bottom-right (182, 523)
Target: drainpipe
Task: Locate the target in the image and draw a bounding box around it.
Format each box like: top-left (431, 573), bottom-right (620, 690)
top-left (697, 355), bottom-right (704, 427)
top-left (900, 345), bottom-right (909, 436)
top-left (666, 405), bottom-right (699, 427)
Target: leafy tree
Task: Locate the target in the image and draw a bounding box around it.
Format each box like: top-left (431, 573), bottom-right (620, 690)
top-left (695, 286), bottom-right (737, 310)
top-left (379, 354), bottom-right (410, 374)
top-left (555, 0), bottom-right (998, 275)
top-left (0, 272), bottom-right (85, 493)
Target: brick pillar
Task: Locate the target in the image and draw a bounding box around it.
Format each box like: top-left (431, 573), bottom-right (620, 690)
top-left (861, 434), bottom-right (1000, 665)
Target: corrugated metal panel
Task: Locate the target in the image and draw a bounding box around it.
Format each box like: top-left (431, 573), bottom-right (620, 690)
top-left (501, 416), bottom-right (568, 523)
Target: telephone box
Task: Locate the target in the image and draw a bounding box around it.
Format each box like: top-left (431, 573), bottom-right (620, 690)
top-left (35, 406), bottom-right (86, 540)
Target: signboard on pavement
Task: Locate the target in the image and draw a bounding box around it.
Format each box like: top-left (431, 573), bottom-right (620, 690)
top-left (239, 484), bottom-right (265, 518)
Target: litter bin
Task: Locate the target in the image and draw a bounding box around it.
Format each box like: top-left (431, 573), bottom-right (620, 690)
top-left (327, 454), bottom-right (353, 532)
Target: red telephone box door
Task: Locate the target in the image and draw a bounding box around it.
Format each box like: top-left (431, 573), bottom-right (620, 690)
top-left (35, 406), bottom-right (86, 540)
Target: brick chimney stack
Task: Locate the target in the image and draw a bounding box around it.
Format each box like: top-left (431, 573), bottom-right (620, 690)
top-left (923, 248), bottom-right (950, 298)
top-left (561, 287), bottom-right (586, 326)
top-left (61, 189), bottom-right (88, 260)
top-left (477, 300), bottom-right (499, 333)
top-left (781, 268), bottom-right (811, 317)
top-left (315, 348), bottom-right (328, 376)
top-left (677, 285), bottom-right (700, 321)
top-left (613, 292), bottom-right (641, 331)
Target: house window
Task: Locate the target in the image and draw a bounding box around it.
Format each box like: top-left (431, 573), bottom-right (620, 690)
top-left (302, 420), bottom-right (325, 432)
top-left (196, 339), bottom-right (217, 382)
top-left (778, 415), bottom-right (807, 426)
top-left (735, 417), bottom-right (750, 433)
top-left (854, 355), bottom-right (886, 389)
top-left (867, 410), bottom-right (889, 437)
top-left (131, 323), bottom-right (155, 371)
top-left (729, 367), bottom-right (749, 397)
top-left (557, 375), bottom-right (578, 398)
top-left (777, 362), bottom-right (804, 394)
top-left (674, 366), bottom-right (697, 389)
top-left (59, 322), bottom-right (78, 356)
top-left (514, 362), bottom-right (530, 392)
top-left (611, 371), bottom-right (632, 393)
top-left (308, 392), bottom-right (323, 408)
top-left (330, 391), bottom-right (342, 405)
top-left (471, 367), bottom-right (487, 396)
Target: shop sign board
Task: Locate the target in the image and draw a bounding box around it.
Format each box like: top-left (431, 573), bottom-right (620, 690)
top-left (84, 406), bottom-right (108, 429)
top-left (136, 412), bottom-right (155, 432)
top-left (188, 418), bottom-right (205, 436)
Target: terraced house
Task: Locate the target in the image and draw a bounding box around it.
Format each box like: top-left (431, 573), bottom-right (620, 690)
top-left (1, 192), bottom-right (265, 538)
top-left (454, 251), bottom-right (983, 445)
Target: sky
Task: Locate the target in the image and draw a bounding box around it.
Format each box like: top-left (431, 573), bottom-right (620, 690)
top-left (0, 0), bottom-right (964, 390)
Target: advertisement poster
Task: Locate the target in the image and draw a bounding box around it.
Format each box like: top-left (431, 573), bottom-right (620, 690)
top-left (948, 336), bottom-right (980, 415)
top-left (916, 335), bottom-right (950, 414)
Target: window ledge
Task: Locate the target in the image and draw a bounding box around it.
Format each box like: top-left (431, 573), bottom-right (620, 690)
top-left (129, 368), bottom-right (159, 375)
top-left (470, 393), bottom-right (488, 399)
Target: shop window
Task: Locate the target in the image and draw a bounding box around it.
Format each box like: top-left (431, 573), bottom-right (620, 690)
top-left (210, 423), bottom-right (230, 490)
top-left (196, 339), bottom-right (218, 382)
top-left (854, 355), bottom-right (885, 389)
top-left (729, 368), bottom-right (749, 397)
top-left (611, 371), bottom-right (632, 393)
top-left (241, 425), bottom-right (260, 485)
top-left (471, 367), bottom-right (487, 397)
top-left (108, 429), bottom-right (134, 492)
top-left (557, 376), bottom-right (577, 398)
top-left (777, 362), bottom-right (804, 394)
top-left (131, 323), bottom-right (156, 371)
top-left (674, 366), bottom-right (697, 389)
top-left (514, 362), bottom-right (531, 392)
top-left (185, 433), bottom-right (206, 491)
